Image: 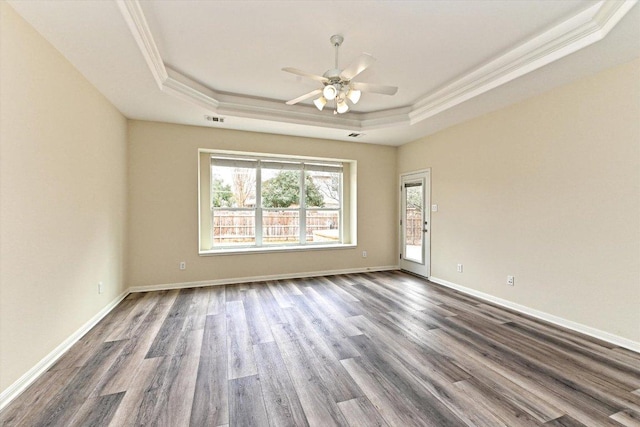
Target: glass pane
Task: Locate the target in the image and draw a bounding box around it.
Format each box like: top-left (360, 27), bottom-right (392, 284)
top-left (262, 168), bottom-right (302, 208)
top-left (306, 210), bottom-right (340, 243)
top-left (212, 210), bottom-right (255, 246)
top-left (263, 210), bottom-right (300, 244)
top-left (405, 184), bottom-right (423, 262)
top-left (211, 165), bottom-right (256, 208)
top-left (305, 170), bottom-right (340, 208)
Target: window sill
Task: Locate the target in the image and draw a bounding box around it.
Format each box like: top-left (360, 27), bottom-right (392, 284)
top-left (199, 243), bottom-right (357, 256)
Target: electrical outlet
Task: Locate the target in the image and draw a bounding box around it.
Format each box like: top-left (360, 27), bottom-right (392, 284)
top-left (457, 264), bottom-right (463, 273)
top-left (362, 251), bottom-right (367, 258)
top-left (98, 282), bottom-right (103, 294)
top-left (179, 261), bottom-right (186, 270)
top-left (507, 275), bottom-right (514, 286)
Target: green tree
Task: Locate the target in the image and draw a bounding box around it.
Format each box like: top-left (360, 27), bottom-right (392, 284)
top-left (262, 171), bottom-right (325, 208)
top-left (211, 177), bottom-right (234, 207)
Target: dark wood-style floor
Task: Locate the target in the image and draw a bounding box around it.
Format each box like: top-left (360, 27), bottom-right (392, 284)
top-left (2, 271), bottom-right (639, 427)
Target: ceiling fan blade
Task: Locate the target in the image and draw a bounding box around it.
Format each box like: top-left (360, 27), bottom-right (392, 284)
top-left (351, 81), bottom-right (398, 96)
top-left (340, 53), bottom-right (376, 81)
top-left (282, 67), bottom-right (329, 83)
top-left (286, 89), bottom-right (323, 105)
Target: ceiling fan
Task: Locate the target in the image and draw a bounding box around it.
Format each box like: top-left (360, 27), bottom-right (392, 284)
top-left (283, 35), bottom-right (398, 114)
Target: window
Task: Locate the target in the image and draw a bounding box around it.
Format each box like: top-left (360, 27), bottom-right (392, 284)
top-left (199, 150), bottom-right (356, 254)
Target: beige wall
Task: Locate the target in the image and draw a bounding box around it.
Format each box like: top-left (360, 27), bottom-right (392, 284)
top-left (127, 121), bottom-right (398, 288)
top-left (399, 58), bottom-right (640, 343)
top-left (0, 2), bottom-right (128, 393)
top-left (2, 0), bottom-right (638, 401)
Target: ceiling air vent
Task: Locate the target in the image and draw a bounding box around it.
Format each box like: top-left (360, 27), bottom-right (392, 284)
top-left (205, 115), bottom-right (225, 123)
top-left (347, 132), bottom-right (364, 138)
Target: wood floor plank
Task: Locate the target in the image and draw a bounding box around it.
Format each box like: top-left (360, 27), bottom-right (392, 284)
top-left (207, 285), bottom-right (226, 315)
top-left (190, 314), bottom-right (229, 427)
top-left (243, 288), bottom-right (275, 344)
top-left (187, 287), bottom-right (211, 331)
top-left (226, 300), bottom-right (258, 379)
top-left (253, 341), bottom-right (309, 427)
top-left (94, 290), bottom-right (178, 396)
top-left (290, 293), bottom-right (362, 352)
top-left (320, 276), bottom-right (361, 303)
top-left (229, 375), bottom-right (270, 427)
top-left (0, 368), bottom-right (79, 426)
top-left (544, 414), bottom-right (590, 426)
top-left (282, 301), bottom-right (361, 362)
top-left (105, 291), bottom-right (160, 342)
top-left (438, 316), bottom-right (625, 426)
top-left (337, 396), bottom-right (390, 427)
top-left (46, 299), bottom-right (134, 372)
top-left (453, 316), bottom-right (640, 414)
top-left (135, 329), bottom-right (203, 426)
top-left (503, 320), bottom-right (640, 390)
top-left (22, 340), bottom-right (126, 427)
top-left (269, 280), bottom-right (295, 308)
top-left (253, 282), bottom-right (289, 325)
top-left (299, 286), bottom-right (363, 336)
top-left (348, 333), bottom-right (472, 426)
top-left (610, 409), bottom-right (640, 427)
top-left (281, 307), bottom-right (363, 400)
top-left (106, 357), bottom-right (164, 426)
top-left (427, 328), bottom-right (565, 423)
top-left (4, 271), bottom-right (639, 427)
top-left (277, 338), bottom-right (351, 427)
top-left (282, 278), bottom-right (305, 295)
top-left (145, 289), bottom-right (195, 358)
top-left (453, 378), bottom-right (544, 426)
top-left (67, 391), bottom-right (125, 426)
top-left (272, 305), bottom-right (363, 403)
top-left (340, 357), bottom-right (440, 427)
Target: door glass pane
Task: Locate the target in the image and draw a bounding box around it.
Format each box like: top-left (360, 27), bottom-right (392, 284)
top-left (405, 183), bottom-right (423, 263)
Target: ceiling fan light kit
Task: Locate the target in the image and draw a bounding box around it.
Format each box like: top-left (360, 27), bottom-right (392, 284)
top-left (313, 96), bottom-right (327, 111)
top-left (346, 88), bottom-right (361, 104)
top-left (283, 34), bottom-right (398, 115)
top-left (323, 84), bottom-right (338, 101)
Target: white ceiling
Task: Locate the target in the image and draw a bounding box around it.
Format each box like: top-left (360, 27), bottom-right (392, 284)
top-left (7, 0), bottom-right (640, 146)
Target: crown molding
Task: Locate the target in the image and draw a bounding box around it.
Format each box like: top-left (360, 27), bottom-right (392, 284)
top-left (408, 0), bottom-right (637, 124)
top-left (117, 0), bottom-right (636, 132)
top-left (115, 0), bottom-right (167, 89)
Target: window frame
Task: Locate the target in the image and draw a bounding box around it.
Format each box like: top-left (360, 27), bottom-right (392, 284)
top-left (198, 149), bottom-right (356, 255)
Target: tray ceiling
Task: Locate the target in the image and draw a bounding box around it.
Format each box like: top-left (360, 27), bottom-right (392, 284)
top-left (7, 0), bottom-right (640, 145)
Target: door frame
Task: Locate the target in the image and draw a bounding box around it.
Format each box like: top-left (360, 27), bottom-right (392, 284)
top-left (399, 169), bottom-right (431, 278)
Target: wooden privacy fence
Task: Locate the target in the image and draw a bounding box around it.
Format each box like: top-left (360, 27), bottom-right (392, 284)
top-left (213, 210), bottom-right (339, 243)
top-left (405, 208), bottom-right (423, 245)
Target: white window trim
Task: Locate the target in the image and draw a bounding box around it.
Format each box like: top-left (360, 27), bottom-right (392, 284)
top-left (198, 149), bottom-right (356, 255)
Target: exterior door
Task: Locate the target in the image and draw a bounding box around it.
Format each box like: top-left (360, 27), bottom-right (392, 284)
top-left (400, 170), bottom-right (430, 277)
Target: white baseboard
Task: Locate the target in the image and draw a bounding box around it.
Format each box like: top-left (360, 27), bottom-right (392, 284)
top-left (0, 290), bottom-right (129, 412)
top-left (428, 276), bottom-right (640, 353)
top-left (128, 265), bottom-right (400, 293)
